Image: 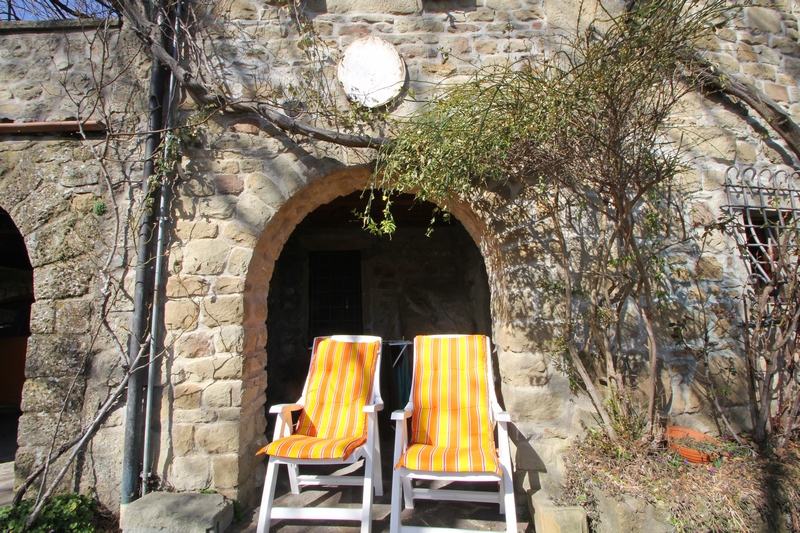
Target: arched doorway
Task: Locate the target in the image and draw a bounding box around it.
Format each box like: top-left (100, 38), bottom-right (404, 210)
top-left (0, 207), bottom-right (33, 464)
top-left (264, 190), bottom-right (492, 431)
top-left (239, 166), bottom-right (499, 504)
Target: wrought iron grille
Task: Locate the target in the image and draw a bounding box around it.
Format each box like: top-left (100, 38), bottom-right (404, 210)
top-left (723, 166), bottom-right (800, 287)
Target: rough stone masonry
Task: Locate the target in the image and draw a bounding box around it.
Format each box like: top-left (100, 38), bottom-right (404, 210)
top-left (1, 0), bottom-right (799, 515)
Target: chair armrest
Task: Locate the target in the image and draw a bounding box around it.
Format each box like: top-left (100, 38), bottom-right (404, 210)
top-left (363, 401), bottom-right (384, 413)
top-left (268, 403), bottom-right (302, 414)
top-left (495, 410), bottom-right (512, 423)
top-left (391, 409), bottom-right (412, 421)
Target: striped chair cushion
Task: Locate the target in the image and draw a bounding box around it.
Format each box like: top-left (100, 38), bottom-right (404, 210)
top-left (396, 335), bottom-right (500, 475)
top-left (259, 337), bottom-right (380, 460)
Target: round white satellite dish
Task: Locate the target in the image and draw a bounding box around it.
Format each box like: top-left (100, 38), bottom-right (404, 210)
top-left (338, 36), bottom-right (406, 108)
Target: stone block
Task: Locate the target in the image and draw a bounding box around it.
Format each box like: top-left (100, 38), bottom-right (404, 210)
top-left (120, 492), bottom-right (232, 533)
top-left (25, 334), bottom-right (88, 378)
top-left (215, 173), bottom-right (244, 195)
top-left (201, 295), bottom-right (244, 327)
top-left (592, 489), bottom-right (672, 533)
top-left (213, 355), bottom-right (244, 380)
top-left (227, 248), bottom-right (253, 277)
top-left (182, 239), bottom-right (231, 275)
top-left (740, 62), bottom-right (776, 81)
top-left (213, 277), bottom-right (244, 295)
top-left (222, 219), bottom-right (259, 246)
top-left (180, 172), bottom-right (216, 198)
top-left (174, 408), bottom-right (217, 424)
top-left (507, 384), bottom-right (565, 422)
top-left (325, 0), bottom-right (421, 14)
top-left (175, 332), bottom-right (214, 359)
top-left (173, 382), bottom-right (203, 409)
top-left (245, 171), bottom-right (285, 206)
top-left (165, 276), bottom-right (210, 298)
top-left (736, 141), bottom-right (757, 164)
top-left (29, 301), bottom-right (55, 334)
top-left (235, 193), bottom-right (275, 230)
top-left (202, 380), bottom-right (243, 408)
top-left (227, 0), bottom-right (258, 20)
top-left (762, 82), bottom-right (789, 102)
top-left (33, 261), bottom-right (92, 300)
top-left (215, 325), bottom-right (245, 353)
top-left (695, 255), bottom-right (723, 280)
top-left (175, 220), bottom-right (219, 240)
top-left (60, 162), bottom-right (99, 187)
top-left (197, 195), bottom-right (237, 218)
top-left (16, 409), bottom-right (81, 447)
top-left (676, 126), bottom-right (736, 163)
top-left (196, 422), bottom-right (240, 453)
top-left (213, 454), bottom-right (240, 488)
top-left (499, 350), bottom-right (548, 387)
top-left (54, 299), bottom-right (91, 334)
top-left (529, 491), bottom-right (588, 533)
top-left (173, 424), bottom-right (195, 456)
top-left (164, 300), bottom-right (200, 330)
top-left (181, 358), bottom-right (217, 381)
top-left (745, 7), bottom-right (782, 33)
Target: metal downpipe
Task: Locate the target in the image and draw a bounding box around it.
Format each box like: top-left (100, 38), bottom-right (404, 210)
top-left (142, 0), bottom-right (181, 496)
top-left (121, 2), bottom-right (169, 505)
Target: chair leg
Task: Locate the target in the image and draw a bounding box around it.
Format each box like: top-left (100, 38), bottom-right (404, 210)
top-left (360, 467), bottom-right (374, 533)
top-left (401, 476), bottom-right (414, 509)
top-left (287, 463), bottom-right (300, 494)
top-left (390, 468), bottom-right (402, 533)
top-left (373, 440), bottom-right (384, 497)
top-left (256, 458), bottom-right (279, 533)
top-left (502, 471), bottom-right (517, 532)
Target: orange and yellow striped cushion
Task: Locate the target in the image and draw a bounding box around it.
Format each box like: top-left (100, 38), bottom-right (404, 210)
top-left (259, 338), bottom-right (380, 460)
top-left (396, 335), bottom-right (500, 475)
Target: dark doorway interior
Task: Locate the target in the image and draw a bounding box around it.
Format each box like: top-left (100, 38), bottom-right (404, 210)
top-left (265, 192), bottom-right (491, 432)
top-left (0, 207), bottom-right (33, 463)
top-left (308, 250), bottom-right (363, 338)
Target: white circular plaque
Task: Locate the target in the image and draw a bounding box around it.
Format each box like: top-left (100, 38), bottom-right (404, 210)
top-left (338, 36), bottom-right (406, 108)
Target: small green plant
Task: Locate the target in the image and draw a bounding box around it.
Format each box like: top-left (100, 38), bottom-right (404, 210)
top-left (0, 493), bottom-right (107, 533)
top-left (92, 200), bottom-right (106, 216)
top-left (232, 499), bottom-right (245, 524)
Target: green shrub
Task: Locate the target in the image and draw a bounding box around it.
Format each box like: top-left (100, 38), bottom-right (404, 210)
top-left (0, 493), bottom-right (102, 533)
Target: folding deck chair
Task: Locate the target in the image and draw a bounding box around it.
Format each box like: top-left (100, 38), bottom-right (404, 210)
top-left (256, 335), bottom-right (384, 533)
top-left (390, 334), bottom-right (516, 533)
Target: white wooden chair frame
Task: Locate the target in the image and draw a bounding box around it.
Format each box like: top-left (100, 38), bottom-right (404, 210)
top-left (390, 334), bottom-right (516, 533)
top-left (257, 335), bottom-right (384, 533)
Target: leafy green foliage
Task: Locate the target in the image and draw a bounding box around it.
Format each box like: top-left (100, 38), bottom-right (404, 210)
top-left (0, 494), bottom-right (104, 533)
top-left (368, 0), bottom-right (734, 438)
top-left (371, 0), bottom-right (730, 209)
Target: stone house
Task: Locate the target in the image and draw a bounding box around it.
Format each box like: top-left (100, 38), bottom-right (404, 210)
top-left (0, 0), bottom-right (799, 521)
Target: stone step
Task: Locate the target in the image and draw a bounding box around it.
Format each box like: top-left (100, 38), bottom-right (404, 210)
top-left (120, 492), bottom-right (234, 533)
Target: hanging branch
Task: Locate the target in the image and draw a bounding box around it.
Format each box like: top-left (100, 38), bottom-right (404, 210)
top-left (117, 0), bottom-right (389, 149)
top-left (689, 54), bottom-right (800, 164)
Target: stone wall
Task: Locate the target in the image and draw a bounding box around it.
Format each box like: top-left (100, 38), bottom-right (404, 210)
top-left (2, 0), bottom-right (800, 515)
top-left (0, 19), bottom-right (147, 507)
top-left (162, 0), bottom-right (800, 503)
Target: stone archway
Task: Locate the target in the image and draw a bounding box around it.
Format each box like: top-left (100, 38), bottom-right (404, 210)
top-left (0, 207), bottom-right (33, 465)
top-left (236, 165), bottom-right (500, 504)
